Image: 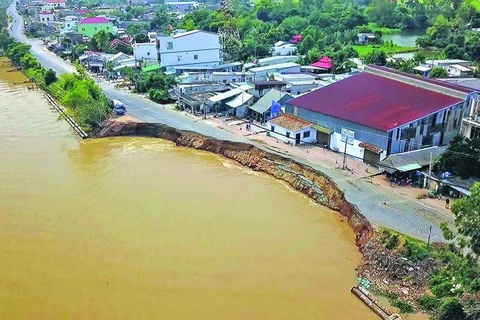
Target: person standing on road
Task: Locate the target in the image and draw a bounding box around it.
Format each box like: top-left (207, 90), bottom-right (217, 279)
top-left (445, 197), bottom-right (450, 209)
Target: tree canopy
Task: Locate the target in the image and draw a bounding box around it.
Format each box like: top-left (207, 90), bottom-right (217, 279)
top-left (436, 135), bottom-right (480, 179)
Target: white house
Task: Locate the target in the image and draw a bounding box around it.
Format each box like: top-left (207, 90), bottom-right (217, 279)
top-left (267, 114), bottom-right (317, 145)
top-left (147, 32), bottom-right (157, 43)
top-left (257, 55), bottom-right (299, 67)
top-left (156, 30), bottom-right (221, 72)
top-left (133, 42), bottom-right (157, 63)
top-left (447, 64), bottom-right (472, 77)
top-left (250, 62), bottom-right (301, 81)
top-left (272, 41), bottom-right (297, 56)
top-left (210, 71), bottom-right (254, 84)
top-left (43, 0), bottom-right (66, 9)
top-left (63, 15), bottom-right (78, 31)
top-left (38, 11), bottom-right (54, 24)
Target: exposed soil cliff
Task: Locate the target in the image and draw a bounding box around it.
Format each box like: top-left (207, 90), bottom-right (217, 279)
top-left (98, 118), bottom-right (374, 247)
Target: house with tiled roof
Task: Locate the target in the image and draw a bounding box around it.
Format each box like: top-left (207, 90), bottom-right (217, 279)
top-left (77, 16), bottom-right (113, 38)
top-left (285, 65), bottom-right (479, 164)
top-left (267, 114), bottom-right (317, 145)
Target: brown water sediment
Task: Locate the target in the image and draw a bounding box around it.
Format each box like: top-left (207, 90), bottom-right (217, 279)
top-left (98, 118), bottom-right (374, 247)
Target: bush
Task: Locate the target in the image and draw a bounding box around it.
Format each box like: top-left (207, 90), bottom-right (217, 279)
top-left (437, 298), bottom-right (466, 320)
top-left (392, 298), bottom-right (414, 313)
top-left (44, 69), bottom-right (57, 85)
top-left (418, 295), bottom-right (441, 311)
top-left (148, 88), bottom-right (170, 104)
top-left (429, 275), bottom-right (454, 298)
top-left (385, 233), bottom-right (400, 250)
top-left (403, 239), bottom-right (430, 262)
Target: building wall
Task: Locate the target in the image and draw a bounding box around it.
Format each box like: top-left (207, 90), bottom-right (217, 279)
top-left (288, 83), bottom-right (319, 95)
top-left (286, 104), bottom-right (390, 151)
top-left (157, 31), bottom-right (221, 71)
top-left (64, 17), bottom-right (78, 31)
top-left (39, 13), bottom-right (54, 24)
top-left (133, 43), bottom-right (157, 62)
top-left (77, 22), bottom-right (113, 38)
top-left (272, 46), bottom-right (297, 56)
top-left (286, 99), bottom-right (468, 157)
top-left (210, 73), bottom-right (254, 84)
top-left (266, 123), bottom-right (317, 145)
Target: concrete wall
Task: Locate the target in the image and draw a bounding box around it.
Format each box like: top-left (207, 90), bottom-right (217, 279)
top-left (210, 72), bottom-right (254, 84)
top-left (133, 42), bottom-right (157, 62)
top-left (77, 23), bottom-right (113, 38)
top-left (288, 83), bottom-right (320, 95)
top-left (272, 45), bottom-right (297, 56)
top-left (39, 13), bottom-right (54, 24)
top-left (157, 31), bottom-right (221, 72)
top-left (253, 65), bottom-right (301, 81)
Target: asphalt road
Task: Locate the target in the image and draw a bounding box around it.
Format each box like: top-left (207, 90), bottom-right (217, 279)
top-left (7, 4), bottom-right (244, 140)
top-left (7, 3), bottom-right (454, 241)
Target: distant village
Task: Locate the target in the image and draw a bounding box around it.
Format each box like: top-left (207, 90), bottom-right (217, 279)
top-left (18, 0), bottom-right (480, 199)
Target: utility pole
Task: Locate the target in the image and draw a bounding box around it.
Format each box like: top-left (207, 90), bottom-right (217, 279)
top-left (426, 151), bottom-right (433, 189)
top-left (427, 225), bottom-right (432, 248)
top-left (342, 137), bottom-right (348, 170)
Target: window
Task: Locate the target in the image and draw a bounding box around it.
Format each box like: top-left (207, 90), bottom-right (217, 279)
top-left (177, 56), bottom-right (182, 61)
top-left (271, 125), bottom-right (275, 132)
top-left (94, 27), bottom-right (97, 30)
top-left (303, 131), bottom-right (310, 138)
top-left (166, 42), bottom-right (173, 50)
top-left (82, 28), bottom-right (85, 31)
top-left (194, 54), bottom-right (198, 60)
top-left (222, 80), bottom-right (227, 83)
top-left (286, 132), bottom-right (290, 138)
top-left (147, 52), bottom-right (150, 56)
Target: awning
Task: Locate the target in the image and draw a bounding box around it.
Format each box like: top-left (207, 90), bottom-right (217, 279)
top-left (312, 124), bottom-right (332, 135)
top-left (449, 185), bottom-right (471, 196)
top-left (142, 64), bottom-right (161, 72)
top-left (396, 163), bottom-right (422, 172)
top-left (359, 142), bottom-right (383, 154)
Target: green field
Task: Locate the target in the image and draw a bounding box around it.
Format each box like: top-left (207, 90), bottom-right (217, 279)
top-left (352, 44), bottom-right (416, 56)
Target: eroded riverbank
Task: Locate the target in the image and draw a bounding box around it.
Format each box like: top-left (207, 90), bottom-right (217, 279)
top-left (98, 117), bottom-right (374, 248)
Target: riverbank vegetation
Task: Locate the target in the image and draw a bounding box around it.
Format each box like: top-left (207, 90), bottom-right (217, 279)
top-left (358, 222), bottom-right (480, 319)
top-left (1, 34), bottom-right (111, 131)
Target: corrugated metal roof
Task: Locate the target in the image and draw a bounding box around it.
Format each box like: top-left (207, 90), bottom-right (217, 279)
top-left (226, 92), bottom-right (253, 108)
top-left (288, 72), bottom-right (464, 132)
top-left (250, 62), bottom-right (300, 73)
top-left (208, 88), bottom-right (242, 103)
top-left (249, 89), bottom-right (292, 114)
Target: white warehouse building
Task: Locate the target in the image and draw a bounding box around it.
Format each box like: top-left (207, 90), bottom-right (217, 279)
top-left (156, 30), bottom-right (221, 72)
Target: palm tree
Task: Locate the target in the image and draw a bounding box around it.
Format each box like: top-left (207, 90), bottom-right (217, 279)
top-left (95, 30), bottom-right (110, 52)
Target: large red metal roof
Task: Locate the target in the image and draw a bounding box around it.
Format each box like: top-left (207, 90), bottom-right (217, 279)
top-left (288, 72), bottom-right (464, 132)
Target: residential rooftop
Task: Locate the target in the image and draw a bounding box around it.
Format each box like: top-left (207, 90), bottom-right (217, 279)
top-left (288, 68), bottom-right (468, 132)
top-left (249, 62), bottom-right (300, 73)
top-left (269, 114), bottom-right (313, 131)
top-left (79, 17), bottom-right (110, 24)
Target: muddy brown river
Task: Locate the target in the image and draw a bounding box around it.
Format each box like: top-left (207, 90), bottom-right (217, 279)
top-left (0, 60), bottom-right (393, 319)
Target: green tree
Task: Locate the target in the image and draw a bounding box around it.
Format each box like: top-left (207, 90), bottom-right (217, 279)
top-left (134, 33), bottom-right (149, 43)
top-left (465, 33), bottom-right (480, 59)
top-left (428, 67), bottom-right (449, 78)
top-left (363, 49), bottom-right (387, 66)
top-left (299, 34), bottom-right (315, 55)
top-left (436, 135), bottom-right (480, 179)
top-left (448, 182), bottom-right (480, 257)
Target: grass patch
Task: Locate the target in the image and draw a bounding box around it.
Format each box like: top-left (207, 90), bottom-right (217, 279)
top-left (367, 22), bottom-right (401, 34)
top-left (378, 227), bottom-right (433, 262)
top-left (352, 44), bottom-right (416, 56)
top-left (376, 289), bottom-right (415, 314)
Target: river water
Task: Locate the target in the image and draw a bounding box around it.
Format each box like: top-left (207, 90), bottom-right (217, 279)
top-left (0, 61), bottom-right (376, 319)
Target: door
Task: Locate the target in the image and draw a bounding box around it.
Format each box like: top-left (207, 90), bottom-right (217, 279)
top-left (363, 149), bottom-right (381, 166)
top-left (295, 133), bottom-right (301, 145)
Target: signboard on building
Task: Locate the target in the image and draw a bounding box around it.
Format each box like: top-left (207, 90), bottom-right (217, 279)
top-left (341, 127), bottom-right (355, 145)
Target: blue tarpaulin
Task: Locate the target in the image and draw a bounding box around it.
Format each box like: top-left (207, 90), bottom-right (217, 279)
top-left (270, 100), bottom-right (282, 118)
